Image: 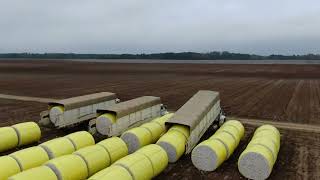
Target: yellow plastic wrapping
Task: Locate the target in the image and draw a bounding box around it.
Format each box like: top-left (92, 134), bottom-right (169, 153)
top-left (121, 128), bottom-right (153, 153)
top-left (11, 122), bottom-right (41, 146)
top-left (40, 137), bottom-right (75, 159)
top-left (151, 113), bottom-right (174, 132)
top-left (0, 156), bottom-right (21, 180)
top-left (114, 153), bottom-right (154, 180)
top-left (88, 165), bottom-right (132, 180)
top-left (97, 137), bottom-right (128, 164)
top-left (168, 125), bottom-right (190, 139)
top-left (10, 146), bottom-right (49, 171)
top-left (8, 166), bottom-right (58, 180)
top-left (74, 145), bottom-right (110, 176)
top-left (224, 120), bottom-right (245, 138)
top-left (255, 124), bottom-right (280, 137)
top-left (65, 131), bottom-right (95, 150)
top-left (50, 106), bottom-right (64, 113)
top-left (210, 132), bottom-right (236, 158)
top-left (141, 122), bottom-right (164, 142)
top-left (45, 154), bottom-right (88, 180)
top-left (0, 127), bottom-right (19, 152)
top-left (253, 130), bottom-right (280, 151)
top-left (216, 125), bottom-right (241, 145)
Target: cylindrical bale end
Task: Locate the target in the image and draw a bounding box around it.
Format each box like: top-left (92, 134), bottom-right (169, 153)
top-left (65, 131), bottom-right (95, 150)
top-left (88, 165), bottom-right (133, 180)
top-left (8, 166), bottom-right (58, 180)
top-left (10, 146), bottom-right (49, 171)
top-left (191, 139), bottom-right (227, 171)
top-left (96, 113), bottom-right (116, 135)
top-left (0, 156), bottom-right (21, 180)
top-left (11, 122), bottom-right (41, 146)
top-left (49, 106), bottom-right (64, 124)
top-left (45, 154), bottom-right (88, 180)
top-left (0, 127), bottom-right (19, 152)
top-left (74, 145), bottom-right (110, 176)
top-left (97, 137), bottom-right (128, 164)
top-left (39, 137), bottom-right (75, 159)
top-left (121, 128), bottom-right (152, 153)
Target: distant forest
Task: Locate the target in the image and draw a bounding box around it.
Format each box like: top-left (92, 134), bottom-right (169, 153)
top-left (1, 52), bottom-right (320, 60)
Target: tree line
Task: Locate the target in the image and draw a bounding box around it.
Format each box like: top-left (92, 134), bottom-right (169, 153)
top-left (0, 51), bottom-right (320, 60)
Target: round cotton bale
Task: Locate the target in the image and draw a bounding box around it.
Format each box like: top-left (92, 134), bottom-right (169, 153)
top-left (191, 139), bottom-right (227, 171)
top-left (210, 132), bottom-right (236, 158)
top-left (0, 127), bottom-right (19, 152)
top-left (168, 125), bottom-right (190, 139)
top-left (46, 154), bottom-right (88, 180)
top-left (11, 122), bottom-right (41, 146)
top-left (49, 106), bottom-right (64, 124)
top-left (216, 125), bottom-right (241, 146)
top-left (252, 130), bottom-right (280, 152)
top-left (96, 113), bottom-right (116, 135)
top-left (151, 113), bottom-right (174, 131)
top-left (135, 144), bottom-right (168, 176)
top-left (39, 137), bottom-right (75, 159)
top-left (114, 153), bottom-right (154, 180)
top-left (224, 120), bottom-right (245, 138)
top-left (157, 130), bottom-right (187, 163)
top-left (97, 137), bottom-right (128, 164)
top-left (255, 124), bottom-right (280, 137)
top-left (121, 127), bottom-right (153, 154)
top-left (8, 166), bottom-right (58, 180)
top-left (238, 145), bottom-right (275, 180)
top-left (0, 156), bottom-right (21, 180)
top-left (65, 131), bottom-right (95, 150)
top-left (10, 146), bottom-right (49, 171)
top-left (88, 165), bottom-right (133, 180)
top-left (246, 138), bottom-right (278, 164)
top-left (74, 145), bottom-right (110, 176)
top-left (141, 122), bottom-right (164, 142)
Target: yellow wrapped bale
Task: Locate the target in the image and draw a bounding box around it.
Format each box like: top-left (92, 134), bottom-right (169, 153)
top-left (114, 153), bottom-right (154, 180)
top-left (65, 131), bottom-right (95, 150)
top-left (10, 146), bottom-right (49, 171)
top-left (238, 124), bottom-right (280, 180)
top-left (0, 156), bottom-right (21, 180)
top-left (157, 125), bottom-right (190, 163)
top-left (8, 166), bottom-right (58, 180)
top-left (49, 106), bottom-right (64, 124)
top-left (88, 165), bottom-right (132, 180)
top-left (97, 137), bottom-right (128, 164)
top-left (0, 127), bottom-right (19, 152)
top-left (151, 113), bottom-right (174, 132)
top-left (215, 125), bottom-right (241, 145)
top-left (191, 139), bottom-right (228, 171)
top-left (74, 145), bottom-right (110, 176)
top-left (11, 122), bottom-right (41, 146)
top-left (135, 144), bottom-right (168, 176)
top-left (45, 154), bottom-right (88, 180)
top-left (210, 131), bottom-right (236, 158)
top-left (96, 113), bottom-right (116, 135)
top-left (121, 127), bottom-right (153, 153)
top-left (40, 137), bottom-right (75, 159)
top-left (224, 120), bottom-right (245, 138)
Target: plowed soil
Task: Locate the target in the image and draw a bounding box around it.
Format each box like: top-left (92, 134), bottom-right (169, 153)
top-left (0, 59), bottom-right (319, 179)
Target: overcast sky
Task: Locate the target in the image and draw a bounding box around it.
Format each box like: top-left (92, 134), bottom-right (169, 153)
top-left (0, 0), bottom-right (319, 55)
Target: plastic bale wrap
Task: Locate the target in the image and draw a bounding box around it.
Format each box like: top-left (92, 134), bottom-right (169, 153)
top-left (10, 146), bottom-right (49, 171)
top-left (209, 131), bottom-right (236, 158)
top-left (0, 127), bottom-right (19, 152)
top-left (121, 128), bottom-right (153, 154)
top-left (74, 145), bottom-right (110, 176)
top-left (65, 131), bottom-right (95, 150)
top-left (114, 153), bottom-right (154, 180)
top-left (135, 144), bottom-right (169, 176)
top-left (215, 125), bottom-right (241, 146)
top-left (49, 106), bottom-right (64, 124)
top-left (88, 166), bottom-right (132, 180)
top-left (224, 120), bottom-right (245, 138)
top-left (97, 137), bottom-right (128, 164)
top-left (11, 122), bottom-right (41, 146)
top-left (45, 154), bottom-right (88, 180)
top-left (96, 113), bottom-right (116, 135)
top-left (0, 156), bottom-right (21, 180)
top-left (157, 125), bottom-right (190, 163)
top-left (39, 137), bottom-right (75, 159)
top-left (191, 139), bottom-right (228, 171)
top-left (238, 124), bottom-right (280, 180)
top-left (8, 166), bottom-right (58, 180)
top-left (151, 113), bottom-right (174, 133)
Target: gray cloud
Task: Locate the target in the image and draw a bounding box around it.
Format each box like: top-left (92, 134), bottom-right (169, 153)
top-left (0, 0), bottom-right (319, 55)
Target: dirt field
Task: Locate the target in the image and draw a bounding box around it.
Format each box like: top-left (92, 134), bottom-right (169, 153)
top-left (0, 59), bottom-right (319, 179)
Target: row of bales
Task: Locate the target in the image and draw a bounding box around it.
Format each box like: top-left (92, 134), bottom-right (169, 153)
top-left (1, 91), bottom-right (281, 180)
